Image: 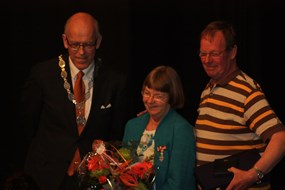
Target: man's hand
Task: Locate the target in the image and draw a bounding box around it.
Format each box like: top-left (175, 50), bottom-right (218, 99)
top-left (136, 110), bottom-right (147, 117)
top-left (226, 167), bottom-right (258, 190)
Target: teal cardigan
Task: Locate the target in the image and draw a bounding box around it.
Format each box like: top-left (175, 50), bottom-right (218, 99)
top-left (123, 108), bottom-right (196, 190)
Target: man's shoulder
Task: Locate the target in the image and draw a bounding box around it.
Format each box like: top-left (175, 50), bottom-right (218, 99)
top-left (96, 63), bottom-right (128, 84)
top-left (235, 71), bottom-right (262, 91)
top-left (29, 56), bottom-right (60, 77)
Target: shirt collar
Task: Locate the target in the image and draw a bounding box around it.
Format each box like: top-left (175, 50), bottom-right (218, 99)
top-left (69, 57), bottom-right (95, 81)
top-left (209, 67), bottom-right (241, 87)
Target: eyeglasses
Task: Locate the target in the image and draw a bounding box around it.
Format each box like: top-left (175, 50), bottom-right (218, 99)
top-left (142, 90), bottom-right (168, 103)
top-left (65, 37), bottom-right (96, 51)
top-left (199, 49), bottom-right (226, 59)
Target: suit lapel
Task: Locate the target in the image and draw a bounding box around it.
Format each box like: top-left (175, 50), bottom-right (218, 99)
top-left (60, 55), bottom-right (79, 136)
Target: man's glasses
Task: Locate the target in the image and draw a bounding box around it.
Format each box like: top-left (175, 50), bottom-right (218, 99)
top-left (66, 37), bottom-right (96, 51)
top-left (142, 90), bottom-right (168, 103)
top-left (199, 49), bottom-right (226, 60)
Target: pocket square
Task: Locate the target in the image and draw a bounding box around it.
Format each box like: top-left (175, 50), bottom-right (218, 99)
top-left (100, 103), bottom-right (112, 109)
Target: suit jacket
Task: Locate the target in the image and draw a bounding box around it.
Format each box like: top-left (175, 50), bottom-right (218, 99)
top-left (123, 108), bottom-right (196, 190)
top-left (19, 54), bottom-right (131, 190)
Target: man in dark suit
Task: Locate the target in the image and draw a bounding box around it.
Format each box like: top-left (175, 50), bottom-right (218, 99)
top-left (18, 12), bottom-right (132, 190)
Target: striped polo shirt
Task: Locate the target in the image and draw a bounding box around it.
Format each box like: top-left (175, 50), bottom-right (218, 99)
top-left (195, 69), bottom-right (284, 166)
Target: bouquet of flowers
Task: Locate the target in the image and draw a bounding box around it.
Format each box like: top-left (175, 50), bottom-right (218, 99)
top-left (77, 139), bottom-right (155, 190)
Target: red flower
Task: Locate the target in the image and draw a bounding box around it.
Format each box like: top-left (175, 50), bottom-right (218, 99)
top-left (131, 161), bottom-right (153, 179)
top-left (98, 175), bottom-right (107, 184)
top-left (119, 169), bottom-right (138, 187)
top-left (87, 155), bottom-right (109, 171)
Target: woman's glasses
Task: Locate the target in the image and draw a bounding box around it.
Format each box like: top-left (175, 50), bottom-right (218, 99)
top-left (142, 90), bottom-right (168, 103)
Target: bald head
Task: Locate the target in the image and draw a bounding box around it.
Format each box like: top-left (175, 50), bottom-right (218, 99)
top-left (64, 12), bottom-right (101, 41)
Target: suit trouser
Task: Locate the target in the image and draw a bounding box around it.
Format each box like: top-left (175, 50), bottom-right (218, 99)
top-left (59, 174), bottom-right (80, 190)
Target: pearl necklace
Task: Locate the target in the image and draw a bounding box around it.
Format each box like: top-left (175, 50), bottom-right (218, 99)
top-left (58, 54), bottom-right (93, 126)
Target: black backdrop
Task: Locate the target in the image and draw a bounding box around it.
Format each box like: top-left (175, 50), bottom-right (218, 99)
top-left (2, 0), bottom-right (285, 188)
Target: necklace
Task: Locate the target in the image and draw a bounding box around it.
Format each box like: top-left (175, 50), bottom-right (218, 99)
top-left (58, 54), bottom-right (93, 126)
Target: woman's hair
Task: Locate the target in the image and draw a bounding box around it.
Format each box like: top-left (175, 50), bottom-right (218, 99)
top-left (141, 65), bottom-right (185, 109)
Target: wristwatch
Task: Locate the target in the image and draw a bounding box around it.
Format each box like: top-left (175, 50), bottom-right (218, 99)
top-left (253, 167), bottom-right (264, 184)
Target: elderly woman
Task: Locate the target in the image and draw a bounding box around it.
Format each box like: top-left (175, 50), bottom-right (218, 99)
top-left (123, 65), bottom-right (196, 190)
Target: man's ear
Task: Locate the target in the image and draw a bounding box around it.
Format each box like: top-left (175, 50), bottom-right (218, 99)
top-left (62, 34), bottom-right (68, 49)
top-left (230, 44), bottom-right (237, 59)
top-left (96, 34), bottom-right (102, 50)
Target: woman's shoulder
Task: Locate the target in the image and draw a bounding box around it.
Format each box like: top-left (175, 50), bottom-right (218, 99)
top-left (168, 109), bottom-right (192, 122)
top-left (126, 112), bottom-right (149, 125)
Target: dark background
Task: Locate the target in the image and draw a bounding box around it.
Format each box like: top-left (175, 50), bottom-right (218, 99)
top-left (2, 0), bottom-right (285, 188)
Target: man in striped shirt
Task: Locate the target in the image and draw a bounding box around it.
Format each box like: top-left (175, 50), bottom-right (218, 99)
top-left (195, 20), bottom-right (285, 190)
